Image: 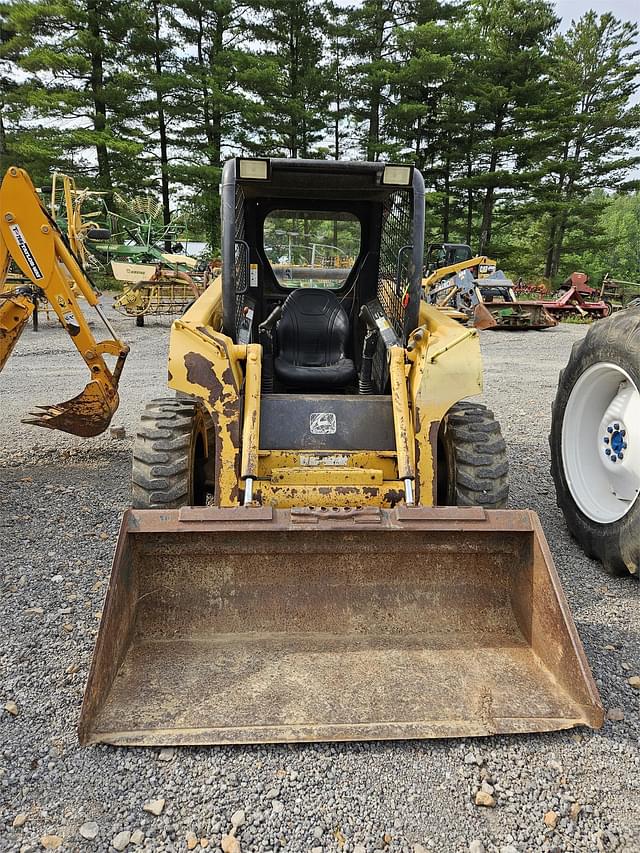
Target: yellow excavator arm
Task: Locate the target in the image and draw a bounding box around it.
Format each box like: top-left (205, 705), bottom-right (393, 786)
top-left (0, 166), bottom-right (129, 436)
top-left (423, 255), bottom-right (497, 290)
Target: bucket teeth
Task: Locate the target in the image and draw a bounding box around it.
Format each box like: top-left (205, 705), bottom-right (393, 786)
top-left (21, 382), bottom-right (118, 437)
top-left (29, 405), bottom-right (64, 416)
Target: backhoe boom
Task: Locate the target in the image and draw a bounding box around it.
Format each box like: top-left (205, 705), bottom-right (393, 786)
top-left (0, 166), bottom-right (129, 436)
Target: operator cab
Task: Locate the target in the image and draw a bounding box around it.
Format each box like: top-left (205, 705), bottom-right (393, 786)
top-left (221, 158), bottom-right (425, 396)
top-left (425, 243), bottom-right (473, 274)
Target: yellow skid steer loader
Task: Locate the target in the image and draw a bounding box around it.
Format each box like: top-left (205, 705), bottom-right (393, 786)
top-left (81, 159), bottom-right (602, 746)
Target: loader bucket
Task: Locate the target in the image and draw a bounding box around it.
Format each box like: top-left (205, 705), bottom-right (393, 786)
top-left (473, 303), bottom-right (498, 330)
top-left (80, 506), bottom-right (603, 746)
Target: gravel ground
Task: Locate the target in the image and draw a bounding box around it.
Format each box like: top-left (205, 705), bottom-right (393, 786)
top-left (1, 300), bottom-right (638, 853)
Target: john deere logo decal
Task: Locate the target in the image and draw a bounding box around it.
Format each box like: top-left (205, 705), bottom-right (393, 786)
top-left (310, 412), bottom-right (336, 435)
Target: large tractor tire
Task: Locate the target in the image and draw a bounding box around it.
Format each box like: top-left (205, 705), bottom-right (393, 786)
top-left (550, 309), bottom-right (640, 577)
top-left (438, 401), bottom-right (509, 508)
top-left (132, 397), bottom-right (216, 509)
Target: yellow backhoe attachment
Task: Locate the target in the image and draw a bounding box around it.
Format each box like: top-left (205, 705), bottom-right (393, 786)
top-left (80, 506), bottom-right (603, 745)
top-left (0, 167), bottom-right (128, 436)
top-left (0, 239), bottom-right (33, 370)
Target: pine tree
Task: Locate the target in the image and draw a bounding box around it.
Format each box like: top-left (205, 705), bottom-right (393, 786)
top-left (324, 2), bottom-right (352, 160)
top-left (540, 12), bottom-right (640, 277)
top-left (2, 0), bottom-right (145, 195)
top-left (169, 0), bottom-right (252, 248)
top-left (127, 0), bottom-right (182, 245)
top-left (1, 3), bottom-right (71, 178)
top-left (242, 0), bottom-right (330, 158)
top-left (346, 0), bottom-right (404, 161)
top-left (386, 2), bottom-right (467, 238)
top-left (460, 0), bottom-right (558, 253)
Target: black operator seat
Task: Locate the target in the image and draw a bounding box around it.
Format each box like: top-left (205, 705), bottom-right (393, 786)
top-left (274, 288), bottom-right (357, 389)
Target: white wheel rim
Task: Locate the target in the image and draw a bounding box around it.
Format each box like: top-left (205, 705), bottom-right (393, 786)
top-left (562, 362), bottom-right (640, 523)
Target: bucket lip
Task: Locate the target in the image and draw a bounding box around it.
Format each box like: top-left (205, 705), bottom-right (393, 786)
top-left (81, 710), bottom-right (603, 747)
top-left (123, 505), bottom-right (540, 534)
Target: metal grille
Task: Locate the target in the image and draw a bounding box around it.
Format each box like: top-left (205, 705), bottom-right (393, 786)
top-left (234, 183), bottom-right (248, 336)
top-left (373, 188), bottom-right (413, 391)
top-left (377, 189), bottom-right (413, 339)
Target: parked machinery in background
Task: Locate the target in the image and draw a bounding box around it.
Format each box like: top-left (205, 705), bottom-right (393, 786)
top-left (432, 269), bottom-right (558, 330)
top-left (423, 242), bottom-right (497, 288)
top-left (540, 272), bottom-right (612, 321)
top-left (0, 167), bottom-right (128, 435)
top-left (112, 260), bottom-right (205, 326)
top-left (599, 273), bottom-right (640, 311)
top-left (424, 244), bottom-right (557, 330)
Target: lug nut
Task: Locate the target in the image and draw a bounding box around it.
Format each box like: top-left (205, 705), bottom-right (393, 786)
top-left (607, 426), bottom-right (613, 433)
top-left (611, 455), bottom-right (617, 463)
top-left (605, 448), bottom-right (611, 455)
top-left (623, 442), bottom-right (627, 449)
top-left (614, 423), bottom-right (620, 430)
top-left (618, 452), bottom-right (624, 460)
top-left (604, 437), bottom-right (609, 444)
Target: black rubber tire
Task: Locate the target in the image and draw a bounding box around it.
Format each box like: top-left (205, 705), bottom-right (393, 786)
top-left (437, 401), bottom-right (509, 508)
top-left (132, 397), bottom-right (216, 509)
top-left (86, 227), bottom-right (111, 241)
top-left (550, 309), bottom-right (640, 577)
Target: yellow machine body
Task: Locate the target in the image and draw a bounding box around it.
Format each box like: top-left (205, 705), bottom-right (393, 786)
top-left (164, 278), bottom-right (482, 508)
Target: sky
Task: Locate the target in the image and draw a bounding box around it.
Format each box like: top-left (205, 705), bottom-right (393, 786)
top-left (554, 0), bottom-right (639, 27)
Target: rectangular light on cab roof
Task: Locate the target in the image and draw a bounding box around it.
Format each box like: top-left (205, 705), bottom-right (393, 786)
top-left (238, 158), bottom-right (269, 180)
top-left (383, 165), bottom-right (412, 186)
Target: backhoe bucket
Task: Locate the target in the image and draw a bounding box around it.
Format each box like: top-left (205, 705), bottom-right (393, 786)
top-left (22, 381), bottom-right (119, 437)
top-left (80, 506), bottom-right (603, 746)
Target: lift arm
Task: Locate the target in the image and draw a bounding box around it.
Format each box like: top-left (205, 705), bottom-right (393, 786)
top-left (423, 255), bottom-right (496, 290)
top-left (0, 166), bottom-right (129, 437)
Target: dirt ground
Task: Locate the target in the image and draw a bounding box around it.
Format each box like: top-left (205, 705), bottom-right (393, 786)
top-left (0, 300), bottom-right (638, 853)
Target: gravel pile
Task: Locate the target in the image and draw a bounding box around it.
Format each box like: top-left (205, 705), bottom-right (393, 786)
top-left (1, 303), bottom-right (638, 852)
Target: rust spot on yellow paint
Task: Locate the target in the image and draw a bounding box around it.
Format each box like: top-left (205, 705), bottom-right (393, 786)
top-left (382, 488), bottom-right (404, 506)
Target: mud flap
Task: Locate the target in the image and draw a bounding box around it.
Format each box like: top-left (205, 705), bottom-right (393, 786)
top-left (79, 506), bottom-right (603, 746)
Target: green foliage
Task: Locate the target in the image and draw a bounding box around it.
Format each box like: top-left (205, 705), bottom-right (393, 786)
top-left (536, 12), bottom-right (640, 276)
top-left (1, 0), bottom-right (639, 272)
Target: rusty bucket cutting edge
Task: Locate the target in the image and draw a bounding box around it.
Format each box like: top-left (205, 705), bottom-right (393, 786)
top-left (79, 506), bottom-right (603, 746)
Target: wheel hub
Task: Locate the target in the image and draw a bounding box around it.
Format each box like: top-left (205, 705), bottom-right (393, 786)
top-left (562, 363), bottom-right (640, 523)
top-left (602, 420), bottom-right (628, 463)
